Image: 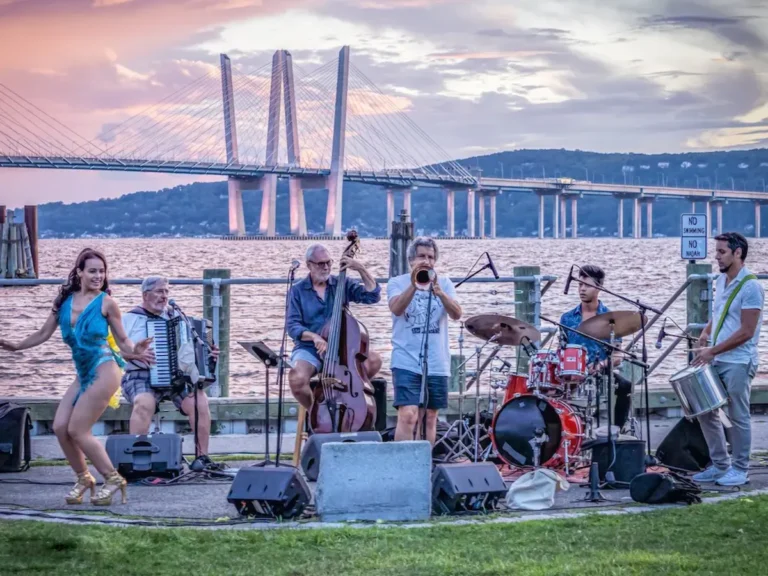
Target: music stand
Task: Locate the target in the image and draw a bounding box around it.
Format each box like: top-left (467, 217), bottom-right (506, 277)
top-left (239, 340), bottom-right (279, 466)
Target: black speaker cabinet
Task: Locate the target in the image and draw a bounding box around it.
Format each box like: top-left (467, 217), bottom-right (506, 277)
top-left (370, 377), bottom-right (388, 432)
top-left (590, 438), bottom-right (646, 486)
top-left (431, 462), bottom-right (507, 515)
top-left (105, 434), bottom-right (184, 479)
top-left (301, 431), bottom-right (382, 481)
top-left (227, 466), bottom-right (311, 519)
top-left (0, 403), bottom-right (31, 473)
top-left (656, 417), bottom-right (712, 472)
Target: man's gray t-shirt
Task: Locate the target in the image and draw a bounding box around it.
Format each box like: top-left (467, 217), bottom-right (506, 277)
top-left (387, 273), bottom-right (457, 376)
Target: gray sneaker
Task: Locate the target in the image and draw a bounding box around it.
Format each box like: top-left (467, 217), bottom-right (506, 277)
top-left (692, 466), bottom-right (728, 483)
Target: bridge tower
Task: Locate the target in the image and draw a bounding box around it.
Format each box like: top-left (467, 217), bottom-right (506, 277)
top-left (325, 46), bottom-right (350, 236)
top-left (221, 54), bottom-right (246, 236)
top-left (283, 51), bottom-right (307, 235)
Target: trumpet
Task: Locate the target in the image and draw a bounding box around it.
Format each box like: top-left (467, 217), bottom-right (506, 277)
top-left (412, 264), bottom-right (436, 290)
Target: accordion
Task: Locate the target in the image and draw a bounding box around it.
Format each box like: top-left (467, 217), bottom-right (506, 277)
top-left (146, 315), bottom-right (217, 390)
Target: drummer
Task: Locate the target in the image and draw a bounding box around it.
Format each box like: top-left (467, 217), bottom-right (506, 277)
top-left (691, 232), bottom-right (763, 487)
top-left (559, 264), bottom-right (633, 430)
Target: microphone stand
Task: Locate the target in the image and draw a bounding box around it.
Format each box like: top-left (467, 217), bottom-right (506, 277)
top-left (169, 302), bottom-right (207, 466)
top-left (274, 263), bottom-right (299, 467)
top-left (455, 254), bottom-right (494, 288)
top-left (417, 281), bottom-right (435, 442)
top-left (563, 267), bottom-right (661, 459)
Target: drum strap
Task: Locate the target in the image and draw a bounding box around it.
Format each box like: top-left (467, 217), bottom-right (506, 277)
top-left (712, 274), bottom-right (757, 345)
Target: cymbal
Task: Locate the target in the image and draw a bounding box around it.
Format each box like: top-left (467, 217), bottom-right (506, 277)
top-left (465, 314), bottom-right (541, 346)
top-left (577, 311), bottom-right (646, 339)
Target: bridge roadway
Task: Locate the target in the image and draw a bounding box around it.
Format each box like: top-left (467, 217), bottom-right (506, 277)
top-left (3, 154), bottom-right (766, 239)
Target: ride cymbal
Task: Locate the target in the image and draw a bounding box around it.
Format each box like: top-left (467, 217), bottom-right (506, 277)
top-left (465, 314), bottom-right (541, 346)
top-left (577, 311), bottom-right (646, 339)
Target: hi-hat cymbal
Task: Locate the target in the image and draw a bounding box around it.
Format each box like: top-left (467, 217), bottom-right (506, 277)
top-left (577, 311), bottom-right (646, 339)
top-left (465, 314), bottom-right (541, 346)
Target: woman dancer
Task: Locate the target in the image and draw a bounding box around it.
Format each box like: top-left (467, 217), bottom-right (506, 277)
top-left (0, 248), bottom-right (152, 505)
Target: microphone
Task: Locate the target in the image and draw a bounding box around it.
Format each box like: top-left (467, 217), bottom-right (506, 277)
top-left (563, 265), bottom-right (574, 295)
top-left (486, 252), bottom-right (500, 279)
top-left (290, 259), bottom-right (301, 271)
top-left (655, 319), bottom-right (667, 349)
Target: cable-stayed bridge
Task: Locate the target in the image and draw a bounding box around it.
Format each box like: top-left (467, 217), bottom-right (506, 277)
top-left (1, 46), bottom-right (766, 239)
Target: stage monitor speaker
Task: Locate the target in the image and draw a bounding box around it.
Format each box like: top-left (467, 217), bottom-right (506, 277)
top-left (301, 431), bottom-right (382, 481)
top-left (655, 417), bottom-right (711, 472)
top-left (105, 433), bottom-right (184, 479)
top-left (590, 438), bottom-right (646, 486)
top-left (431, 462), bottom-right (507, 515)
top-left (0, 403), bottom-right (31, 473)
top-left (227, 465), bottom-right (311, 519)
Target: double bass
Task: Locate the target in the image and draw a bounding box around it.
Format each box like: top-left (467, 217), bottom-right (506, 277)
top-left (309, 230), bottom-right (377, 433)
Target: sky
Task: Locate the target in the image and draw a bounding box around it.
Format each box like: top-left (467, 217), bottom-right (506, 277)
top-left (1, 0), bottom-right (767, 207)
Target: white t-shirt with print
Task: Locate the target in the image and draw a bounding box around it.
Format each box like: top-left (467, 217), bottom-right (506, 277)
top-left (387, 273), bottom-right (457, 376)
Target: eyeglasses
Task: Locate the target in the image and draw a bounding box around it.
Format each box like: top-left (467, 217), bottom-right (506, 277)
top-left (309, 259), bottom-right (333, 268)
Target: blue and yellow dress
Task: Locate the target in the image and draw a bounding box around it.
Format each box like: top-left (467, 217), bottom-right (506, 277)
top-left (58, 292), bottom-right (125, 405)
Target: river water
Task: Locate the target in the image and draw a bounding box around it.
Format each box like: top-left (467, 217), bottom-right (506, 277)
top-left (1, 237), bottom-right (766, 399)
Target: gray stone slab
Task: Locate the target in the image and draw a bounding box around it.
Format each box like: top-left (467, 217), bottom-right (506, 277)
top-left (315, 441), bottom-right (432, 523)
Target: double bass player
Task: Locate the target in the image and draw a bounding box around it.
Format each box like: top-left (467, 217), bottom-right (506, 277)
top-left (286, 243), bottom-right (383, 410)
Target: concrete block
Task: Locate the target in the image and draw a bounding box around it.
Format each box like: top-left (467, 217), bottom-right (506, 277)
top-left (316, 441), bottom-right (432, 522)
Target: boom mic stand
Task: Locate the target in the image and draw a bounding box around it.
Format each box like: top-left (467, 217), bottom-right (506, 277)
top-left (168, 301), bottom-right (206, 468)
top-left (455, 252), bottom-right (496, 288)
top-left (562, 268), bottom-right (661, 460)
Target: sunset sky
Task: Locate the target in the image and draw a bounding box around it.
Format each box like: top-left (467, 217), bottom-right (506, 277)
top-left (1, 0), bottom-right (767, 207)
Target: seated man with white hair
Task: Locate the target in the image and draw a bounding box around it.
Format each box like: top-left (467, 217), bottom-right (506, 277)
top-left (287, 243), bottom-right (382, 410)
top-left (120, 276), bottom-right (218, 470)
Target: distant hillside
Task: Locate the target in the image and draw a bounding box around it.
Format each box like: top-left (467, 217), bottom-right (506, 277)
top-left (20, 148), bottom-right (768, 238)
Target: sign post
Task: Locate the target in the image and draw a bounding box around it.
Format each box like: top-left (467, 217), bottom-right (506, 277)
top-left (680, 213), bottom-right (708, 261)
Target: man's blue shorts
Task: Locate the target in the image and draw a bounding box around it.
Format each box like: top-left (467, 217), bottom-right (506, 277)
top-left (392, 367), bottom-right (448, 410)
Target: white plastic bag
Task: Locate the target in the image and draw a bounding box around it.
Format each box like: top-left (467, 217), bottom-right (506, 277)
top-left (505, 468), bottom-right (570, 510)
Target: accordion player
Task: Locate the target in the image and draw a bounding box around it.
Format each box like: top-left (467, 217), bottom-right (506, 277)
top-left (146, 315), bottom-right (217, 391)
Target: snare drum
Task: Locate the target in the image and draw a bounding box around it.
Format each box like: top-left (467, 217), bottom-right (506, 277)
top-left (669, 364), bottom-right (728, 418)
top-left (557, 344), bottom-right (588, 384)
top-left (528, 351), bottom-right (561, 393)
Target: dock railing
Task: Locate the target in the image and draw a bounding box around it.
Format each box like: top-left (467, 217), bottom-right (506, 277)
top-left (0, 271), bottom-right (557, 399)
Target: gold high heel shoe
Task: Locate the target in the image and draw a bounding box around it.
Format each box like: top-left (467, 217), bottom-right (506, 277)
top-left (91, 471), bottom-right (127, 506)
top-left (65, 471), bottom-right (96, 505)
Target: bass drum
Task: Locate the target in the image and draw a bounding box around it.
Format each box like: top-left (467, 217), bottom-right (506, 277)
top-left (491, 394), bottom-right (583, 469)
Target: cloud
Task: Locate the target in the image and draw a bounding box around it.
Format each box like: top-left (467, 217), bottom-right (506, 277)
top-left (640, 7), bottom-right (767, 54)
top-left (2, 0), bottom-right (768, 209)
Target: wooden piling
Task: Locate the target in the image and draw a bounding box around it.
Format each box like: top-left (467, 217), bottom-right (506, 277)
top-left (389, 210), bottom-right (413, 278)
top-left (0, 220), bottom-right (7, 278)
top-left (204, 268), bottom-right (231, 397)
top-left (0, 207), bottom-right (5, 224)
top-left (24, 205), bottom-right (39, 278)
top-left (514, 265), bottom-right (540, 374)
top-left (686, 262), bottom-right (712, 360)
top-left (8, 224), bottom-right (18, 278)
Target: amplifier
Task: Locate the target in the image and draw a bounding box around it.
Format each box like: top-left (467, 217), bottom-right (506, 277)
top-left (106, 434), bottom-right (184, 479)
top-left (0, 403), bottom-right (31, 473)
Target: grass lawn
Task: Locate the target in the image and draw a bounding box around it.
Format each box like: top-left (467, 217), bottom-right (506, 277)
top-left (1, 495), bottom-right (766, 575)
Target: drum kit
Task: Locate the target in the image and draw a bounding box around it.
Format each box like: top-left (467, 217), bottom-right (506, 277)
top-left (436, 310), bottom-right (649, 475)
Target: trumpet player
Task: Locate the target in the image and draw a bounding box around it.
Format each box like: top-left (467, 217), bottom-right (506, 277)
top-left (387, 237), bottom-right (462, 445)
